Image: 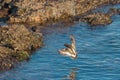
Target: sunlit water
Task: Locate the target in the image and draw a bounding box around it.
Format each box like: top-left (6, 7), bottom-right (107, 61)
top-left (1, 14), bottom-right (120, 80)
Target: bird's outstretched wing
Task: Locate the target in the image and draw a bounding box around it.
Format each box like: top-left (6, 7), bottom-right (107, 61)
top-left (70, 34), bottom-right (76, 50)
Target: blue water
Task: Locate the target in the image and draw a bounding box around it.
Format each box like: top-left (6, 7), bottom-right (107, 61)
top-left (1, 15), bottom-right (120, 80)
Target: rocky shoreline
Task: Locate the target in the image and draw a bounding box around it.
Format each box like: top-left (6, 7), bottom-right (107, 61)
top-left (0, 24), bottom-right (43, 71)
top-left (0, 0), bottom-right (120, 71)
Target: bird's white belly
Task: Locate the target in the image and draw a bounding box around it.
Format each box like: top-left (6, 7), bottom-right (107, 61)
top-left (64, 52), bottom-right (75, 57)
top-left (65, 52), bottom-right (72, 56)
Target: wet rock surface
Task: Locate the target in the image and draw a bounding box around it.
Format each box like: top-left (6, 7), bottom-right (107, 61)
top-left (107, 8), bottom-right (120, 16)
top-left (0, 24), bottom-right (43, 71)
top-left (81, 13), bottom-right (112, 26)
top-left (80, 7), bottom-right (120, 26)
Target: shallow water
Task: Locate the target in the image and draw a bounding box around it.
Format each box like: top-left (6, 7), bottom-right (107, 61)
top-left (1, 15), bottom-right (120, 80)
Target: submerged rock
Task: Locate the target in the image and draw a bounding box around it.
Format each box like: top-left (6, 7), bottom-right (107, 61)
top-left (81, 13), bottom-right (112, 26)
top-left (108, 8), bottom-right (120, 16)
top-left (0, 24), bottom-right (43, 71)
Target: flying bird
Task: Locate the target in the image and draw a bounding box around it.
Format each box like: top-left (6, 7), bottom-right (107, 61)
top-left (58, 35), bottom-right (77, 59)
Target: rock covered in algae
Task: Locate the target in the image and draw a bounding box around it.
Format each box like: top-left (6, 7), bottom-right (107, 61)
top-left (0, 24), bottom-right (43, 71)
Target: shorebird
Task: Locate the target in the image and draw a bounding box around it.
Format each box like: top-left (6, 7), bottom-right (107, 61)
top-left (58, 35), bottom-right (77, 59)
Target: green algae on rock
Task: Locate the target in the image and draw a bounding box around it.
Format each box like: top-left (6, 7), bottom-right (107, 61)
top-left (15, 51), bottom-right (29, 62)
top-left (0, 24), bottom-right (43, 71)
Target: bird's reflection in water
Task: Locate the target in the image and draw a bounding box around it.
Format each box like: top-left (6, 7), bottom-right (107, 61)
top-left (63, 68), bottom-right (78, 80)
